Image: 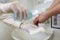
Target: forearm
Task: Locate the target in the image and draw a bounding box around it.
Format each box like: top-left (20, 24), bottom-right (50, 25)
top-left (44, 4), bottom-right (60, 18)
top-left (47, 0), bottom-right (60, 10)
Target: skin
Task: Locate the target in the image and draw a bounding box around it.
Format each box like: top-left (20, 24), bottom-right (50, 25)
top-left (33, 0), bottom-right (60, 26)
top-left (0, 1), bottom-right (28, 20)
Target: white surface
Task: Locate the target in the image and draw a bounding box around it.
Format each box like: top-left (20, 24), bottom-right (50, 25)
top-left (20, 23), bottom-right (47, 35)
top-left (1, 21), bottom-right (60, 40)
top-left (0, 21), bottom-right (16, 40)
top-left (1, 20), bottom-right (60, 40)
top-left (11, 27), bottom-right (53, 40)
top-left (49, 29), bottom-right (60, 40)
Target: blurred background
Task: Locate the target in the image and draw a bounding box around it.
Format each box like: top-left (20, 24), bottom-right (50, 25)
top-left (0, 0), bottom-right (60, 40)
top-left (0, 0), bottom-right (45, 10)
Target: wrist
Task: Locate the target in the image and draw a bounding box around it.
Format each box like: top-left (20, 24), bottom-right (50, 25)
top-left (43, 10), bottom-right (52, 19)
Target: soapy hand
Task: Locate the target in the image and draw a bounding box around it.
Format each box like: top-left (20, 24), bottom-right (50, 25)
top-left (33, 13), bottom-right (49, 26)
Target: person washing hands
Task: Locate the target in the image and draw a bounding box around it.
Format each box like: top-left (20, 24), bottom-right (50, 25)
top-left (0, 1), bottom-right (28, 20)
top-left (33, 0), bottom-right (60, 25)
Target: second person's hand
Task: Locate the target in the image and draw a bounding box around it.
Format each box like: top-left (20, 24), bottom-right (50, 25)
top-left (10, 1), bottom-right (29, 20)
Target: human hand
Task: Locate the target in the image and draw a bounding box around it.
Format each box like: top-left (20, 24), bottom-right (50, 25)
top-left (33, 13), bottom-right (49, 26)
top-left (10, 1), bottom-right (28, 20)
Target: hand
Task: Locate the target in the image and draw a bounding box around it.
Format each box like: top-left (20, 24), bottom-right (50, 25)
top-left (0, 1), bottom-right (28, 20)
top-left (33, 13), bottom-right (49, 26)
top-left (10, 1), bottom-right (28, 20)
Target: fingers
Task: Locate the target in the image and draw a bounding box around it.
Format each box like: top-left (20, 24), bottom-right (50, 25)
top-left (25, 8), bottom-right (29, 17)
top-left (21, 7), bottom-right (29, 20)
top-left (33, 13), bottom-right (49, 26)
top-left (11, 5), bottom-right (19, 20)
top-left (33, 16), bottom-right (39, 26)
top-left (24, 10), bottom-right (27, 20)
top-left (11, 2), bottom-right (29, 20)
top-left (19, 8), bottom-right (27, 20)
top-left (33, 14), bottom-right (43, 26)
top-left (21, 7), bottom-right (28, 20)
top-left (20, 10), bottom-right (24, 21)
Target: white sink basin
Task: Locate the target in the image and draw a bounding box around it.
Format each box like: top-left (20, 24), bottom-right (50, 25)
top-left (11, 27), bottom-right (53, 40)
